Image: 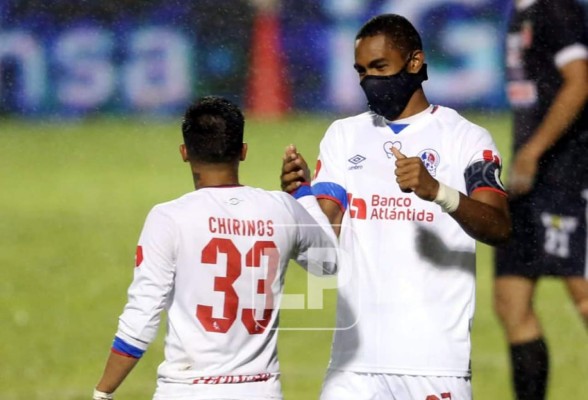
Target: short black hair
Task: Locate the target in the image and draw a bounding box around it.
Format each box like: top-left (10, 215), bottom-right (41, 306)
top-left (356, 14), bottom-right (422, 58)
top-left (181, 96), bottom-right (244, 163)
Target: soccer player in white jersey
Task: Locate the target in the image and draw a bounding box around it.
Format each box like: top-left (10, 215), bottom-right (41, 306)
top-left (281, 14), bottom-right (511, 400)
top-left (93, 96), bottom-right (337, 400)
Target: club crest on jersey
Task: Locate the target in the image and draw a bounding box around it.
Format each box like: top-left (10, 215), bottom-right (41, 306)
top-left (383, 141), bottom-right (402, 159)
top-left (418, 149), bottom-right (440, 176)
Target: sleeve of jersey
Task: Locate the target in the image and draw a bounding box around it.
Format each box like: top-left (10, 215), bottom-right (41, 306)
top-left (311, 122), bottom-right (348, 213)
top-left (112, 205), bottom-right (177, 358)
top-left (461, 125), bottom-right (508, 197)
top-left (283, 194), bottom-right (338, 276)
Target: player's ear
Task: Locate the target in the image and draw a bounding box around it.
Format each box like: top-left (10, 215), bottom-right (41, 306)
top-left (240, 143), bottom-right (248, 161)
top-left (408, 50), bottom-right (425, 73)
top-left (179, 144), bottom-right (189, 162)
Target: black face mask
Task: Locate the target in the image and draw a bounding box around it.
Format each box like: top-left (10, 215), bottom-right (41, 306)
top-left (360, 63), bottom-right (428, 120)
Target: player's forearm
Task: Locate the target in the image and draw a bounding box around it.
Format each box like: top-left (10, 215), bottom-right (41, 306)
top-left (95, 351), bottom-right (140, 394)
top-left (524, 66), bottom-right (588, 159)
top-left (450, 194), bottom-right (511, 246)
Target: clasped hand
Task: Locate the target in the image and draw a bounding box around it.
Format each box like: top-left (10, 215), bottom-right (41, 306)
top-left (281, 144), bottom-right (310, 193)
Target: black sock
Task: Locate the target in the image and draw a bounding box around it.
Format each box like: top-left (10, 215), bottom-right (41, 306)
top-left (510, 338), bottom-right (549, 400)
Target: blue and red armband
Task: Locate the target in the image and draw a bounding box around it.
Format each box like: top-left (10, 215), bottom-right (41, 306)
top-left (111, 336), bottom-right (145, 359)
top-left (289, 182), bottom-right (313, 199)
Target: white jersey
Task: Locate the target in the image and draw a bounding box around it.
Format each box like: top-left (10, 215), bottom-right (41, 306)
top-left (312, 105), bottom-right (502, 377)
top-left (114, 186), bottom-right (336, 395)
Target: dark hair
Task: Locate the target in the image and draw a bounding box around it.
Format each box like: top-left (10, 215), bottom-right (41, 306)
top-left (356, 14), bottom-right (422, 58)
top-left (181, 96), bottom-right (244, 163)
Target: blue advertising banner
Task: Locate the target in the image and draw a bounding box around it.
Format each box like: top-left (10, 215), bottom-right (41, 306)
top-left (0, 1), bottom-right (254, 116)
top-left (1, 0), bottom-right (584, 117)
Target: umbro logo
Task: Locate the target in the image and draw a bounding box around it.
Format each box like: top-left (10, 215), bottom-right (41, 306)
top-left (348, 154), bottom-right (366, 164)
top-left (348, 154), bottom-right (366, 170)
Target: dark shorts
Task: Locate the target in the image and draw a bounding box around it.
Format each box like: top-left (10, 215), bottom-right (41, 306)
top-left (495, 143), bottom-right (588, 278)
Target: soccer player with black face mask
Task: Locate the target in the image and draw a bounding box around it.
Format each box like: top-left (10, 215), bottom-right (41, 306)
top-left (359, 51), bottom-right (428, 121)
top-left (280, 14), bottom-right (511, 400)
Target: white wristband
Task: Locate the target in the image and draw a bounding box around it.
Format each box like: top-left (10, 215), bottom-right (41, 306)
top-left (433, 181), bottom-right (460, 213)
top-left (93, 388), bottom-right (114, 400)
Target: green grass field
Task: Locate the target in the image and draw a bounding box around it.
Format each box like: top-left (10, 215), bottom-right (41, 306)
top-left (1, 112), bottom-right (586, 399)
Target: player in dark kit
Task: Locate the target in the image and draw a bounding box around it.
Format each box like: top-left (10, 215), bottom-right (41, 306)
top-left (494, 0), bottom-right (588, 399)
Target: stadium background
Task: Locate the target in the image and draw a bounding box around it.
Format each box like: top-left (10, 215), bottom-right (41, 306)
top-left (1, 0), bottom-right (587, 399)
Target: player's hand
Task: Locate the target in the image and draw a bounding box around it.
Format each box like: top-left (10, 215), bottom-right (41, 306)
top-left (391, 146), bottom-right (439, 201)
top-left (281, 144), bottom-right (311, 193)
top-left (508, 147), bottom-right (538, 197)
